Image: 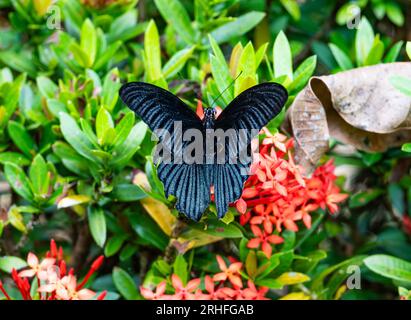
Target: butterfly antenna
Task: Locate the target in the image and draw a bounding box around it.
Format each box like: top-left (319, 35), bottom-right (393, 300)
top-left (210, 71), bottom-right (243, 108)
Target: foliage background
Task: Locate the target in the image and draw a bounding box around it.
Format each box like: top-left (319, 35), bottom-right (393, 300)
top-left (0, 0), bottom-right (411, 300)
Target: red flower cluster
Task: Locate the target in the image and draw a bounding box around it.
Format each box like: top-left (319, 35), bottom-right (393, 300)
top-left (236, 131), bottom-right (348, 258)
top-left (140, 255), bottom-right (268, 300)
top-left (0, 239), bottom-right (106, 300)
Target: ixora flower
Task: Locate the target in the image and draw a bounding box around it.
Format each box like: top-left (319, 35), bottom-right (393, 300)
top-left (0, 240), bottom-right (106, 300)
top-left (140, 256), bottom-right (269, 300)
top-left (236, 131), bottom-right (348, 258)
top-left (18, 253), bottom-right (55, 280)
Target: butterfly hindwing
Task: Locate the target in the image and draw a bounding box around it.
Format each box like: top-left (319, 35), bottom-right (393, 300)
top-left (212, 83), bottom-right (288, 217)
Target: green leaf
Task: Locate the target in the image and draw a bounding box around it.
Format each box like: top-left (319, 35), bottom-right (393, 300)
top-left (47, 99), bottom-right (68, 117)
top-left (245, 250), bottom-right (258, 278)
top-left (154, 0), bottom-right (196, 44)
top-left (390, 75), bottom-right (411, 97)
top-left (402, 143), bottom-right (411, 153)
top-left (163, 46), bottom-right (195, 79)
top-left (289, 55), bottom-right (317, 92)
top-left (255, 278), bottom-right (283, 289)
top-left (355, 17), bottom-right (374, 66)
top-left (384, 41), bottom-right (403, 63)
top-left (112, 267), bottom-right (141, 300)
top-left (69, 43), bottom-right (90, 68)
top-left (102, 68), bottom-right (121, 112)
top-left (96, 107), bottom-right (114, 145)
top-left (52, 141), bottom-right (92, 178)
top-left (388, 183), bottom-right (405, 216)
top-left (0, 256), bottom-right (27, 273)
top-left (385, 2), bottom-right (404, 27)
top-left (88, 206), bottom-right (107, 247)
top-left (127, 209), bottom-right (168, 250)
top-left (349, 189), bottom-right (384, 208)
top-left (113, 112), bottom-right (134, 148)
top-left (173, 255), bottom-right (188, 285)
top-left (0, 51), bottom-right (37, 78)
top-left (59, 112), bottom-right (100, 163)
top-left (36, 76), bottom-right (58, 99)
top-left (4, 162), bottom-right (33, 201)
top-left (107, 9), bottom-right (146, 43)
top-left (109, 122), bottom-right (147, 169)
top-left (0, 152), bottom-right (30, 166)
top-left (104, 235), bottom-right (127, 257)
top-left (144, 20), bottom-right (163, 83)
top-left (2, 73), bottom-right (25, 121)
top-left (29, 154), bottom-right (49, 196)
top-left (94, 41), bottom-right (122, 70)
top-left (209, 36), bottom-right (233, 104)
top-left (364, 255), bottom-right (411, 283)
top-left (210, 11), bottom-right (265, 44)
top-left (7, 121), bottom-right (37, 157)
top-left (273, 31), bottom-right (293, 81)
top-left (193, 218), bottom-right (242, 238)
top-left (80, 19), bottom-right (97, 67)
top-left (255, 43), bottom-right (268, 68)
top-left (8, 206), bottom-right (27, 233)
top-left (406, 42), bottom-right (411, 60)
top-left (364, 36), bottom-right (384, 66)
top-left (329, 43), bottom-right (353, 70)
top-left (111, 184), bottom-right (146, 202)
top-left (279, 0), bottom-right (301, 20)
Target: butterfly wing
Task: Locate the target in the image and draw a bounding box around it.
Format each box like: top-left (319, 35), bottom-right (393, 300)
top-left (119, 82), bottom-right (210, 220)
top-left (212, 82), bottom-right (288, 217)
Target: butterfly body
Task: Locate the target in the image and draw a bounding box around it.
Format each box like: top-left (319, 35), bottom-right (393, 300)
top-left (119, 82), bottom-right (288, 221)
top-left (203, 108), bottom-right (216, 130)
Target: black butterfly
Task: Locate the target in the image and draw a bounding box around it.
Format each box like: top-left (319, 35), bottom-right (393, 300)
top-left (119, 82), bottom-right (288, 221)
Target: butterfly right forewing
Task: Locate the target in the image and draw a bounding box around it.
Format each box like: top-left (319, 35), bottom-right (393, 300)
top-left (211, 83), bottom-right (288, 218)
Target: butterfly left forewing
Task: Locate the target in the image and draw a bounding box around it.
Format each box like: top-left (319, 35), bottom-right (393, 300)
top-left (120, 82), bottom-right (211, 220)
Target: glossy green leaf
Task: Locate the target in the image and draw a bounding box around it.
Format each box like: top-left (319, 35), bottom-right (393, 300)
top-left (144, 20), bottom-right (162, 83)
top-left (96, 107), bottom-right (114, 145)
top-left (210, 11), bottom-right (265, 44)
top-left (364, 255), bottom-right (411, 283)
top-left (173, 255), bottom-right (188, 284)
top-left (355, 17), bottom-right (374, 66)
top-left (163, 46), bottom-right (195, 79)
top-left (154, 0), bottom-right (196, 44)
top-left (4, 162), bottom-right (33, 201)
top-left (59, 112), bottom-right (100, 163)
top-left (273, 31), bottom-right (293, 80)
top-left (111, 184), bottom-right (146, 202)
top-left (29, 154), bottom-right (49, 196)
top-left (88, 206), bottom-right (107, 247)
top-left (7, 121), bottom-right (36, 157)
top-left (36, 76), bottom-right (58, 99)
top-left (80, 19), bottom-right (97, 67)
top-left (104, 235), bottom-right (127, 257)
top-left (109, 122), bottom-right (147, 169)
top-left (112, 267), bottom-right (141, 300)
top-left (0, 152), bottom-right (30, 166)
top-left (0, 256), bottom-right (27, 273)
top-left (329, 43), bottom-right (353, 70)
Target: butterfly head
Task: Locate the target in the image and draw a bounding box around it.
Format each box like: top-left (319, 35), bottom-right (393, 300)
top-left (203, 107), bottom-right (216, 129)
